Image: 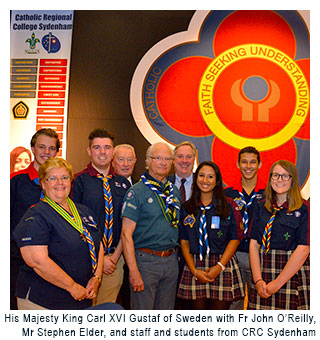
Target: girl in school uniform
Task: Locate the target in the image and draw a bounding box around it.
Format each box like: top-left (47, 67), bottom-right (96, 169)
top-left (177, 161), bottom-right (244, 309)
top-left (249, 160), bottom-right (310, 310)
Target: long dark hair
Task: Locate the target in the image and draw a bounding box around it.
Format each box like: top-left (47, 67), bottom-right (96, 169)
top-left (184, 161), bottom-right (229, 219)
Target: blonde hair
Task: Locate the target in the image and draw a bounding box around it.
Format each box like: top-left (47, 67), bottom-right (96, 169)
top-left (38, 158), bottom-right (74, 186)
top-left (264, 160), bottom-right (303, 212)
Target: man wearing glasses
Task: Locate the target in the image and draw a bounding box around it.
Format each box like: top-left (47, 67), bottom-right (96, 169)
top-left (121, 142), bottom-right (181, 309)
top-left (112, 144), bottom-right (137, 185)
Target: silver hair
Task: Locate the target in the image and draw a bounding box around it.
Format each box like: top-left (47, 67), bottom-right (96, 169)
top-left (113, 144), bottom-right (136, 157)
top-left (145, 142), bottom-right (173, 169)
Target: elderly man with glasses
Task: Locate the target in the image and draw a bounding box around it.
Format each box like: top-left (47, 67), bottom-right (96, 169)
top-left (121, 142), bottom-right (181, 309)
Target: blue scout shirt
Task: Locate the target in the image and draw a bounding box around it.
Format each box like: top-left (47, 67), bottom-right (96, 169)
top-left (122, 173), bottom-right (181, 251)
top-left (179, 197), bottom-right (244, 254)
top-left (224, 177), bottom-right (265, 252)
top-left (10, 162), bottom-right (42, 241)
top-left (72, 162), bottom-right (130, 250)
top-left (249, 200), bottom-right (310, 250)
top-left (13, 200), bottom-right (101, 310)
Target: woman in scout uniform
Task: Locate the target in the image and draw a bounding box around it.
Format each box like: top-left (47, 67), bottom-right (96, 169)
top-left (13, 158), bottom-right (104, 310)
top-left (249, 160), bottom-right (310, 310)
top-left (177, 161), bottom-right (244, 309)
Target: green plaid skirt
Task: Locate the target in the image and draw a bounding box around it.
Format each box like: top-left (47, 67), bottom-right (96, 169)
top-left (248, 249), bottom-right (310, 310)
top-left (177, 253), bottom-right (244, 301)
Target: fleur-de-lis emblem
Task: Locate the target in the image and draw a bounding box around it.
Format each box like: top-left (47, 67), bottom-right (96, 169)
top-left (25, 32), bottom-right (40, 49)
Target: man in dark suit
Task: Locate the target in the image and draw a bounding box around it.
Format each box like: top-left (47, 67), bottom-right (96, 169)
top-left (168, 141), bottom-right (197, 203)
top-left (168, 141), bottom-right (197, 309)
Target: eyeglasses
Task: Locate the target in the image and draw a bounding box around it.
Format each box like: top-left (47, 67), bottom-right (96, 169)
top-left (148, 156), bottom-right (173, 162)
top-left (116, 157), bottom-right (136, 164)
top-left (271, 173), bottom-right (292, 181)
top-left (46, 175), bottom-right (70, 183)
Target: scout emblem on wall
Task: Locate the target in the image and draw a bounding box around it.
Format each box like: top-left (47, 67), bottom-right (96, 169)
top-left (130, 10), bottom-right (310, 192)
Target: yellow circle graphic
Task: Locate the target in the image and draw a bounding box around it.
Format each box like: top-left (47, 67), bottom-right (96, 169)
top-left (199, 44), bottom-right (309, 151)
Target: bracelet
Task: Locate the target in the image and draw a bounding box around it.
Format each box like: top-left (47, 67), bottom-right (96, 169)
top-left (255, 278), bottom-right (263, 285)
top-left (194, 269), bottom-right (198, 280)
top-left (217, 261), bottom-right (225, 271)
top-left (93, 274), bottom-right (102, 283)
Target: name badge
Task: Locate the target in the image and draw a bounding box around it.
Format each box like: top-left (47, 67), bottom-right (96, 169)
top-left (211, 216), bottom-right (220, 229)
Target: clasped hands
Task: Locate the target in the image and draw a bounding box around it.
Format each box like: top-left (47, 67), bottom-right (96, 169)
top-left (255, 279), bottom-right (281, 298)
top-left (194, 265), bottom-right (222, 283)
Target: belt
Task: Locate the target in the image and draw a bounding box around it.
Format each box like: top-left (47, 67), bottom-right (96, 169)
top-left (137, 248), bottom-right (175, 257)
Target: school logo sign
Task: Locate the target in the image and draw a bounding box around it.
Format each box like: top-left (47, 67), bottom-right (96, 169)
top-left (130, 10), bottom-right (310, 190)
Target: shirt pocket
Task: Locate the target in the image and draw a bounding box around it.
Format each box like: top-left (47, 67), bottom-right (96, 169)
top-left (277, 214), bottom-right (300, 246)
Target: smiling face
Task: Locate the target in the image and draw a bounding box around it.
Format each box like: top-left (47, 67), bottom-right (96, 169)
top-left (147, 144), bottom-right (173, 182)
top-left (196, 165), bottom-right (217, 194)
top-left (237, 152), bottom-right (261, 181)
top-left (270, 164), bottom-right (292, 198)
top-left (41, 167), bottom-right (71, 204)
top-left (87, 137), bottom-right (113, 173)
top-left (173, 145), bottom-right (195, 178)
top-left (112, 147), bottom-right (136, 178)
top-left (31, 135), bottom-right (58, 170)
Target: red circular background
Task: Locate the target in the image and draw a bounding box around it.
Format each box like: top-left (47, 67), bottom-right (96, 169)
top-left (213, 58), bottom-right (296, 138)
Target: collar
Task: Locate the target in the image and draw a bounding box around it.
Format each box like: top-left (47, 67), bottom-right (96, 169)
top-left (228, 176), bottom-right (266, 193)
top-left (175, 173), bottom-right (193, 184)
top-left (145, 171), bottom-right (168, 188)
top-left (10, 161), bottom-right (39, 181)
top-left (86, 162), bottom-right (115, 178)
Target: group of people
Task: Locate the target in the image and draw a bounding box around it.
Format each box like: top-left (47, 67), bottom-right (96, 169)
top-left (10, 127), bottom-right (310, 310)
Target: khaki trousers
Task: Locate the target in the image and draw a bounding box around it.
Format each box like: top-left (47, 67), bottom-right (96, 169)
top-left (94, 254), bottom-right (124, 305)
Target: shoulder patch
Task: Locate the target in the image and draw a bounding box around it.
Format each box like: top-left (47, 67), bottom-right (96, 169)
top-left (126, 190), bottom-right (135, 200)
top-left (184, 214), bottom-right (196, 228)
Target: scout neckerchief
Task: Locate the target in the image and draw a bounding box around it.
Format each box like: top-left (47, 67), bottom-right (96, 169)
top-left (140, 172), bottom-right (179, 228)
top-left (199, 204), bottom-right (212, 260)
top-left (96, 174), bottom-right (114, 254)
top-left (33, 177), bottom-right (44, 198)
top-left (238, 190), bottom-right (257, 237)
top-left (262, 205), bottom-right (283, 254)
top-left (42, 195), bottom-right (97, 272)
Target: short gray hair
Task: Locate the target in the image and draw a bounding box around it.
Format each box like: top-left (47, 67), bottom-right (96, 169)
top-left (145, 142), bottom-right (173, 169)
top-left (113, 144), bottom-right (136, 157)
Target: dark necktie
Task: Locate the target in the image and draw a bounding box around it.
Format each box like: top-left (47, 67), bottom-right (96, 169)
top-left (179, 178), bottom-right (186, 204)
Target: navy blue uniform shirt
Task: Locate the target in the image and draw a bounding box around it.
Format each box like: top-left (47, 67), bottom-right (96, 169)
top-left (224, 177), bottom-right (265, 252)
top-left (13, 201), bottom-right (101, 310)
top-left (249, 200), bottom-right (310, 250)
top-left (72, 162), bottom-right (130, 250)
top-left (179, 197), bottom-right (244, 254)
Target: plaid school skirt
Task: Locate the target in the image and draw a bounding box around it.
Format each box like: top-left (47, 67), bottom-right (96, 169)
top-left (177, 253), bottom-right (244, 301)
top-left (248, 249), bottom-right (310, 310)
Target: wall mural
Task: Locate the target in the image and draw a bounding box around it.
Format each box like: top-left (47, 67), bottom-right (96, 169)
top-left (130, 10), bottom-right (310, 196)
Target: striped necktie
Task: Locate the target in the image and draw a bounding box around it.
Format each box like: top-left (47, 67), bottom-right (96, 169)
top-left (97, 174), bottom-right (114, 253)
top-left (179, 178), bottom-right (186, 204)
top-left (199, 204), bottom-right (212, 260)
top-left (262, 205), bottom-right (283, 254)
top-left (238, 191), bottom-right (257, 236)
